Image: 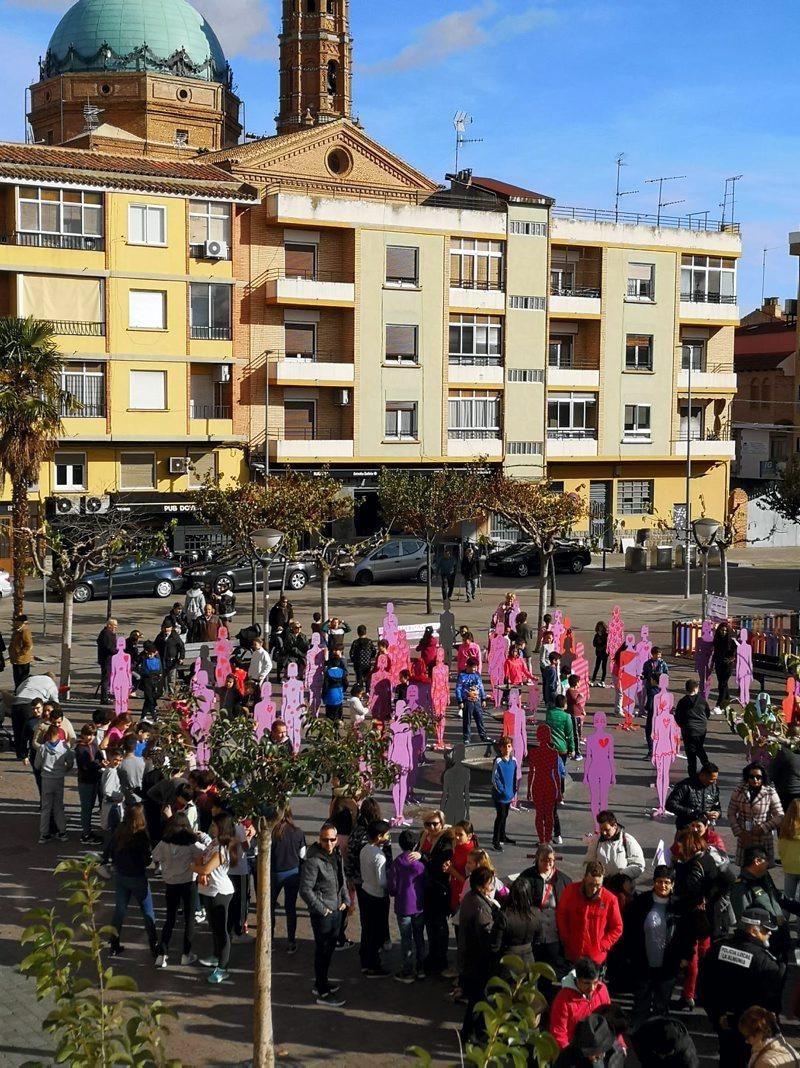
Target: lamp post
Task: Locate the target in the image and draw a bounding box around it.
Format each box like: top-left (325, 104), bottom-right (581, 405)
top-left (691, 517), bottom-right (720, 621)
top-left (252, 528), bottom-right (283, 634)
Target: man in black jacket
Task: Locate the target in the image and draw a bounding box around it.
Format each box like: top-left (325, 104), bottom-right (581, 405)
top-left (519, 843), bottom-right (571, 999)
top-left (674, 678), bottom-right (711, 778)
top-left (460, 545), bottom-right (481, 602)
top-left (154, 621), bottom-right (185, 695)
top-left (698, 907), bottom-right (785, 1066)
top-left (769, 726), bottom-right (800, 810)
top-left (299, 821), bottom-right (349, 1008)
top-left (666, 763), bottom-right (721, 825)
top-left (96, 618), bottom-right (118, 703)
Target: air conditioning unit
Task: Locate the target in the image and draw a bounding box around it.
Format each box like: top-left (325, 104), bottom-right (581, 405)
top-left (785, 299), bottom-right (798, 317)
top-left (85, 495), bottom-right (111, 514)
top-left (204, 239), bottom-right (228, 260)
top-left (54, 496), bottom-right (79, 515)
top-left (214, 365), bottom-right (231, 383)
top-left (169, 456), bottom-right (190, 475)
top-left (336, 389), bottom-right (351, 406)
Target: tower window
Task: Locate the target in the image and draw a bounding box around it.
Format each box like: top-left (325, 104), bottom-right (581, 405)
top-left (327, 60), bottom-right (338, 95)
top-left (326, 148), bottom-right (351, 176)
top-left (177, 88), bottom-right (190, 102)
top-left (307, 0), bottom-right (317, 12)
top-left (100, 84), bottom-right (111, 95)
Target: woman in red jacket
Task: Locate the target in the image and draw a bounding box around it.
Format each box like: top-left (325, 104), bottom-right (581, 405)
top-left (504, 644), bottom-right (534, 701)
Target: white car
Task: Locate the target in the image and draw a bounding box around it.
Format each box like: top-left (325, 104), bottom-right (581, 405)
top-left (0, 570), bottom-right (12, 599)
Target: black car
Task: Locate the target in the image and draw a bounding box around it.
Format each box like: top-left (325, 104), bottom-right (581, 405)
top-left (485, 540), bottom-right (591, 578)
top-left (56, 557), bottom-right (185, 603)
top-left (182, 553), bottom-right (318, 595)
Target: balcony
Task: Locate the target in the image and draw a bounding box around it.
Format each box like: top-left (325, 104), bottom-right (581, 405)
top-left (677, 367), bottom-right (737, 390)
top-left (50, 320), bottom-right (105, 337)
top-left (547, 353), bottom-right (600, 389)
top-left (0, 231), bottom-right (104, 252)
top-left (269, 354), bottom-right (355, 386)
top-left (447, 428), bottom-right (503, 458)
top-left (680, 291), bottom-right (739, 322)
top-left (271, 426), bottom-right (354, 461)
top-left (449, 278), bottom-right (505, 312)
top-left (190, 325), bottom-right (232, 341)
top-left (546, 428), bottom-right (598, 456)
top-left (448, 356), bottom-right (504, 386)
top-left (672, 430), bottom-right (736, 459)
top-left (265, 268), bottom-right (355, 307)
top-left (549, 287), bottom-right (602, 317)
top-left (190, 403), bottom-right (232, 420)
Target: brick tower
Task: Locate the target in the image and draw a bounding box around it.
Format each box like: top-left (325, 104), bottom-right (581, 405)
top-left (277, 0), bottom-right (353, 135)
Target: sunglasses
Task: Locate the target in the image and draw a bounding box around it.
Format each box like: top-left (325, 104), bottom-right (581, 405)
top-left (424, 821), bottom-right (441, 828)
top-left (320, 837), bottom-right (337, 844)
top-left (748, 775), bottom-right (763, 781)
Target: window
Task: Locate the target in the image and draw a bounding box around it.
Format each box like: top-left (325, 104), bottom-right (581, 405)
top-left (54, 451), bottom-right (86, 491)
top-left (386, 246), bottom-right (419, 287)
top-left (385, 325), bottom-right (418, 365)
top-left (284, 322), bottom-right (316, 358)
top-left (681, 255), bottom-right (736, 304)
top-left (507, 441), bottom-right (543, 455)
top-left (129, 290), bottom-right (166, 330)
top-left (129, 370), bottom-right (166, 411)
top-left (490, 513), bottom-right (522, 542)
top-left (682, 339), bottom-right (706, 371)
top-left (190, 283), bottom-right (232, 340)
top-left (507, 369), bottom-right (544, 383)
top-left (128, 204), bottom-right (166, 246)
top-left (61, 362), bottom-right (105, 418)
top-left (618, 479), bottom-right (654, 515)
top-left (385, 402), bottom-right (418, 440)
top-left (120, 452), bottom-right (156, 490)
top-left (190, 364), bottom-right (231, 419)
top-left (285, 242), bottom-right (317, 278)
top-left (18, 185), bottom-right (103, 249)
top-left (625, 334), bottom-right (653, 371)
top-left (679, 403), bottom-right (704, 440)
top-left (188, 451), bottom-right (217, 488)
top-left (19, 275), bottom-right (104, 334)
top-left (509, 220), bottom-right (547, 236)
top-left (450, 238), bottom-right (503, 290)
top-left (189, 200), bottom-right (231, 251)
top-left (626, 262), bottom-right (655, 300)
top-left (449, 314), bottom-right (503, 364)
top-left (448, 390), bottom-right (502, 438)
top-left (550, 265), bottom-right (575, 294)
top-left (623, 404), bottom-right (652, 441)
top-left (509, 295), bottom-right (545, 310)
top-left (284, 400), bottom-right (316, 440)
top-left (547, 392), bottom-right (597, 438)
top-left (549, 336), bottom-right (573, 368)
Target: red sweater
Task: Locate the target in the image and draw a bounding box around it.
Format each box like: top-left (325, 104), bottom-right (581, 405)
top-left (550, 981), bottom-right (611, 1048)
top-left (555, 883), bottom-right (623, 964)
top-left (504, 657), bottom-right (533, 686)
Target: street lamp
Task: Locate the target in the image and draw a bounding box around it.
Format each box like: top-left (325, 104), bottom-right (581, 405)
top-left (691, 517), bottom-right (720, 621)
top-left (252, 528), bottom-right (284, 633)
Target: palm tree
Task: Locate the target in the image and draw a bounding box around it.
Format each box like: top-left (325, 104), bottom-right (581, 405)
top-left (0, 317), bottom-right (68, 615)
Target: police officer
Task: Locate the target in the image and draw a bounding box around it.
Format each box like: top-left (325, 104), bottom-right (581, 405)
top-left (697, 906), bottom-right (785, 1066)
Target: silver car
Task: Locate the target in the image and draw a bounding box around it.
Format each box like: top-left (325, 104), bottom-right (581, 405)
top-left (339, 537), bottom-right (428, 585)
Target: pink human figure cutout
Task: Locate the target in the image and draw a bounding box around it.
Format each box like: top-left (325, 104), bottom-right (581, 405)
top-left (572, 641), bottom-right (590, 705)
top-left (392, 630), bottom-right (412, 687)
top-left (382, 601), bottom-right (400, 648)
top-left (431, 647), bottom-right (450, 750)
top-left (369, 653), bottom-right (393, 725)
top-left (634, 625), bottom-right (652, 713)
top-left (281, 662), bottom-right (304, 752)
top-left (214, 625), bottom-right (234, 689)
top-left (551, 610), bottom-right (565, 654)
top-left (735, 627), bottom-right (754, 707)
top-left (254, 691), bottom-right (277, 741)
top-left (110, 637), bottom-right (132, 717)
top-left (527, 675), bottom-right (541, 721)
top-left (190, 668), bottom-right (216, 765)
top-left (783, 677), bottom-right (799, 726)
top-left (527, 723), bottom-right (561, 844)
top-left (607, 606), bottom-right (625, 658)
top-left (195, 738), bottom-right (212, 769)
top-left (405, 685), bottom-right (427, 804)
top-left (304, 632), bottom-right (326, 716)
top-left (503, 688), bottom-right (528, 809)
top-left (487, 621), bottom-right (510, 706)
top-left (388, 700), bottom-right (414, 826)
top-left (584, 711), bottom-right (616, 823)
top-left (492, 595), bottom-right (520, 635)
top-left (618, 635), bottom-right (639, 731)
top-left (651, 676), bottom-right (681, 816)
top-left (695, 620), bottom-right (715, 700)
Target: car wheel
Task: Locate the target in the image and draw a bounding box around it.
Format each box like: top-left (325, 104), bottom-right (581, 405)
top-left (516, 561), bottom-right (530, 578)
top-left (570, 558), bottom-right (585, 574)
top-left (416, 566), bottom-right (429, 584)
top-left (287, 570), bottom-right (307, 591)
top-left (354, 570), bottom-right (373, 586)
top-left (214, 575), bottom-right (235, 595)
top-left (154, 580), bottom-right (174, 598)
top-left (73, 582), bottom-right (93, 603)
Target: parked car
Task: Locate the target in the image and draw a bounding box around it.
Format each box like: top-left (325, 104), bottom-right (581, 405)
top-left (52, 558), bottom-right (185, 603)
top-left (484, 540), bottom-right (591, 578)
top-left (182, 552), bottom-right (317, 595)
top-left (338, 537), bottom-right (429, 586)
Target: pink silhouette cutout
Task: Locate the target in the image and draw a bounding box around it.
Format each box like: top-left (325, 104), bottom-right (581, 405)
top-left (431, 647), bottom-right (450, 750)
top-left (503, 688), bottom-right (528, 808)
top-left (405, 689), bottom-right (426, 805)
top-left (735, 627), bottom-right (754, 707)
top-left (634, 625), bottom-right (652, 713)
top-left (457, 634), bottom-right (483, 676)
top-left (618, 635), bottom-right (639, 731)
top-left (695, 620), bottom-right (715, 700)
top-left (109, 637), bottom-right (132, 717)
top-left (607, 606), bottom-right (624, 658)
top-left (527, 675), bottom-right (541, 721)
top-left (388, 700), bottom-right (414, 826)
top-left (382, 601), bottom-right (400, 647)
top-left (487, 621), bottom-right (510, 706)
top-left (572, 641), bottom-right (590, 705)
top-left (304, 632), bottom-right (326, 716)
top-left (190, 666), bottom-right (216, 767)
top-left (254, 691), bottom-right (277, 740)
top-left (584, 711), bottom-right (616, 823)
top-left (651, 676), bottom-right (681, 816)
top-left (551, 610), bottom-right (565, 655)
top-left (214, 625), bottom-right (234, 689)
top-left (392, 630), bottom-right (412, 687)
top-left (527, 723), bottom-right (561, 844)
top-left (783, 677), bottom-right (799, 726)
top-left (281, 662), bottom-right (304, 752)
top-left (369, 653), bottom-right (393, 724)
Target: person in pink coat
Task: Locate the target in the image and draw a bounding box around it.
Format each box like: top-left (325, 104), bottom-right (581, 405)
top-left (456, 631), bottom-right (482, 676)
top-left (487, 621), bottom-right (510, 707)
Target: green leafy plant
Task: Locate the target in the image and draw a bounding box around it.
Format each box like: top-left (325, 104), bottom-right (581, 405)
top-left (20, 857), bottom-right (179, 1067)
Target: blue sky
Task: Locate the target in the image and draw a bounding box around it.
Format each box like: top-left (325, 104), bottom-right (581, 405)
top-left (0, 0), bottom-right (797, 310)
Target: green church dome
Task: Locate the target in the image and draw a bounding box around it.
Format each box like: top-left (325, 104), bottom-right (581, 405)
top-left (41, 0), bottom-right (230, 84)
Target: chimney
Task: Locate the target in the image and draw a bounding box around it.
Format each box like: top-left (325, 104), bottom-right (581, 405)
top-left (762, 296), bottom-right (784, 320)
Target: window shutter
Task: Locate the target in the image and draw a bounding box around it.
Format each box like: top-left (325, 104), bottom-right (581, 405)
top-left (386, 246), bottom-right (417, 282)
top-left (189, 451), bottom-right (216, 486)
top-left (20, 275), bottom-right (102, 323)
top-left (385, 325), bottom-right (417, 357)
top-left (285, 244), bottom-right (316, 277)
top-left (628, 263), bottom-right (653, 280)
top-left (120, 453), bottom-right (155, 489)
top-left (129, 291), bottom-right (166, 329)
top-left (285, 324), bottom-right (315, 356)
top-left (129, 370), bottom-right (166, 410)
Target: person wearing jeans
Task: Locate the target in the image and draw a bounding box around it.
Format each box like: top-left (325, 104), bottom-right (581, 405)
top-left (491, 737), bottom-right (518, 852)
top-left (75, 724), bottom-right (102, 843)
top-left (152, 812), bottom-right (207, 967)
top-left (387, 829), bottom-right (427, 982)
top-left (35, 726), bottom-right (75, 843)
top-left (455, 659), bottom-right (489, 744)
top-left (193, 813), bottom-right (239, 984)
top-left (300, 822), bottom-right (350, 1007)
top-left (108, 804), bottom-right (158, 957)
top-left (271, 809), bottom-right (306, 952)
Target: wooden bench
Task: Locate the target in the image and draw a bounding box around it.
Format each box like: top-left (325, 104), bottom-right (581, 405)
top-left (753, 651), bottom-right (790, 693)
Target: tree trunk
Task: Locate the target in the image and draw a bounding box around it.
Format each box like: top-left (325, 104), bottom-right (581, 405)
top-left (720, 544), bottom-right (729, 598)
top-left (11, 478), bottom-right (29, 617)
top-left (320, 565), bottom-right (330, 622)
top-left (60, 588), bottom-right (74, 694)
top-left (105, 554), bottom-right (113, 621)
top-left (280, 558), bottom-right (289, 597)
top-left (252, 818), bottom-right (277, 1068)
top-left (250, 563), bottom-right (258, 627)
top-left (548, 554), bottom-right (558, 609)
top-left (425, 542), bottom-right (432, 616)
top-left (536, 567), bottom-right (548, 647)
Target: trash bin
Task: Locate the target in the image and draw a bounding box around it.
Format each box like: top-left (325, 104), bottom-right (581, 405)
top-left (674, 543), bottom-right (697, 568)
top-left (625, 546), bottom-right (647, 572)
top-left (636, 528), bottom-right (651, 546)
top-left (656, 545), bottom-right (673, 570)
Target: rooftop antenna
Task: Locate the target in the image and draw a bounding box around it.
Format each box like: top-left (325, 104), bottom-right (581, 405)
top-left (761, 245), bottom-right (782, 304)
top-left (645, 174), bottom-right (686, 227)
top-left (614, 153), bottom-right (639, 222)
top-left (721, 174), bottom-right (743, 228)
top-left (453, 111), bottom-right (482, 174)
top-left (82, 98), bottom-right (103, 134)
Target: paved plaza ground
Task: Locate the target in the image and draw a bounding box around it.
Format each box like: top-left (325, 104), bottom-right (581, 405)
top-left (0, 547), bottom-right (799, 1065)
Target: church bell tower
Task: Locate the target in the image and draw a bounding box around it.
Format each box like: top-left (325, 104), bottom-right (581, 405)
top-left (277, 0), bottom-right (352, 135)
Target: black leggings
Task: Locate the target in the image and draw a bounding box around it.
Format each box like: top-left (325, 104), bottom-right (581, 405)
top-left (228, 873), bottom-right (250, 936)
top-left (493, 799), bottom-right (510, 846)
top-left (592, 653), bottom-right (608, 683)
top-left (203, 892), bottom-right (232, 969)
top-left (159, 881), bottom-right (194, 955)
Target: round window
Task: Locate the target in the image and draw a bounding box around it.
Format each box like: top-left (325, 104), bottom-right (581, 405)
top-left (177, 87), bottom-right (191, 101)
top-left (326, 148), bottom-right (352, 177)
top-left (100, 83), bottom-right (112, 95)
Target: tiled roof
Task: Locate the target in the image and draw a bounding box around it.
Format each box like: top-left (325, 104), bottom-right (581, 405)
top-left (469, 176), bottom-right (554, 204)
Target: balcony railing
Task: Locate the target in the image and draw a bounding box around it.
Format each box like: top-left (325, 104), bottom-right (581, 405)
top-left (547, 428), bottom-right (598, 440)
top-left (675, 424), bottom-right (733, 444)
top-left (61, 398), bottom-right (104, 418)
top-left (548, 354), bottom-right (601, 371)
top-left (266, 268), bottom-right (355, 284)
top-left (448, 428), bottom-right (502, 439)
top-left (190, 403), bottom-right (231, 420)
top-left (549, 284), bottom-right (601, 298)
top-left (449, 355), bottom-right (503, 366)
top-left (553, 205), bottom-right (739, 234)
top-left (0, 231), bottom-right (104, 252)
top-left (190, 325), bottom-right (232, 341)
top-left (282, 425), bottom-right (352, 441)
top-left (449, 277), bottom-right (504, 291)
top-left (680, 291), bottom-right (737, 305)
top-left (50, 320), bottom-right (105, 336)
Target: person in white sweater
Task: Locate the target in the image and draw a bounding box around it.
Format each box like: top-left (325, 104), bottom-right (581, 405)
top-left (247, 637), bottom-right (273, 692)
top-left (358, 818), bottom-right (392, 978)
top-left (152, 812), bottom-right (209, 968)
top-left (584, 809), bottom-right (645, 882)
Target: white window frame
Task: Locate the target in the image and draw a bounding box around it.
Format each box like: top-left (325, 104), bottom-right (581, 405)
top-left (507, 441), bottom-right (543, 455)
top-left (129, 370), bottom-right (167, 411)
top-left (448, 390), bottom-right (502, 438)
top-left (189, 282), bottom-right (232, 340)
top-left (626, 263), bottom-right (655, 301)
top-left (53, 451), bottom-right (86, 492)
top-left (509, 295), bottom-right (545, 310)
top-left (625, 334), bottom-right (653, 371)
top-left (549, 335), bottom-right (574, 368)
top-left (385, 246), bottom-right (419, 288)
top-left (681, 255), bottom-right (737, 304)
top-left (448, 314), bottom-right (503, 364)
top-left (60, 362), bottom-right (105, 418)
top-left (507, 369), bottom-right (544, 383)
top-left (128, 204), bottom-right (167, 247)
top-left (119, 451), bottom-right (156, 491)
top-left (623, 403), bottom-right (652, 442)
top-left (450, 238), bottom-right (504, 290)
top-left (547, 392), bottom-right (597, 438)
top-left (188, 200), bottom-right (231, 251)
top-left (509, 220), bottom-right (547, 236)
top-left (128, 289), bottom-right (167, 330)
top-left (17, 185), bottom-right (103, 243)
top-left (385, 402), bottom-right (418, 441)
top-left (682, 339), bottom-right (706, 371)
top-left (618, 479), bottom-right (654, 515)
top-left (678, 403), bottom-right (705, 440)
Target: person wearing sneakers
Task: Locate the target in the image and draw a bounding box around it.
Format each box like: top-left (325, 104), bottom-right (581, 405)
top-left (152, 812), bottom-right (208, 968)
top-left (359, 819), bottom-right (393, 978)
top-left (300, 821), bottom-right (350, 1007)
top-left (35, 723), bottom-right (75, 843)
top-left (192, 812), bottom-right (239, 984)
top-left (387, 829), bottom-right (426, 983)
top-left (75, 724), bottom-right (103, 844)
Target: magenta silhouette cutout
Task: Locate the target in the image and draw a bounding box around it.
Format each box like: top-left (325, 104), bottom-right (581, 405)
top-left (527, 674), bottom-right (541, 720)
top-left (695, 620), bottom-right (715, 700)
top-left (431, 647), bottom-right (450, 749)
top-left (735, 626), bottom-right (754, 707)
top-left (584, 710), bottom-right (616, 823)
top-left (304, 632), bottom-right (326, 716)
top-left (651, 676), bottom-right (681, 816)
top-left (190, 666), bottom-right (216, 768)
top-left (487, 621), bottom-right (510, 706)
top-left (368, 652), bottom-right (393, 724)
top-left (382, 601), bottom-right (400, 647)
top-left (214, 625), bottom-right (234, 689)
top-left (503, 688), bottom-right (528, 808)
top-left (783, 677), bottom-right (799, 726)
top-left (405, 689), bottom-right (426, 805)
top-left (607, 606), bottom-right (624, 659)
top-left (281, 662), bottom-right (304, 752)
top-left (572, 641), bottom-right (590, 705)
top-left (109, 636), bottom-right (132, 717)
top-left (392, 630), bottom-right (412, 687)
top-left (388, 700), bottom-right (414, 826)
top-left (618, 635), bottom-right (639, 731)
top-left (254, 691), bottom-right (277, 741)
top-left (527, 723), bottom-right (561, 844)
top-left (634, 625), bottom-right (652, 712)
top-left (551, 610), bottom-right (565, 654)
top-left (457, 634), bottom-right (483, 676)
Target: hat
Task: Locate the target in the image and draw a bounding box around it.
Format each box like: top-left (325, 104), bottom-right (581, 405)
top-left (740, 906), bottom-right (778, 932)
top-left (742, 845), bottom-right (768, 866)
top-left (572, 1015), bottom-right (614, 1056)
